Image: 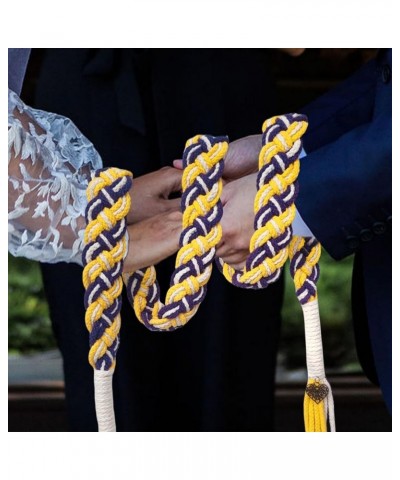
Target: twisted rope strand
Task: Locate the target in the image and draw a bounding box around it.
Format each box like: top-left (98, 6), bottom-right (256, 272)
top-left (215, 113), bottom-right (335, 431)
top-left (217, 113), bottom-right (307, 288)
top-left (123, 134), bottom-right (228, 331)
top-left (83, 167), bottom-right (132, 431)
top-left (83, 114), bottom-right (335, 432)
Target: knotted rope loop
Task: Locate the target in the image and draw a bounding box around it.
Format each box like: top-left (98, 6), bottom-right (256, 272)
top-left (217, 113), bottom-right (308, 288)
top-left (124, 135), bottom-right (228, 331)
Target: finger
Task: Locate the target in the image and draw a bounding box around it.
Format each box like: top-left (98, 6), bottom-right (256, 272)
top-left (162, 197), bottom-right (181, 212)
top-left (123, 212), bottom-right (182, 273)
top-left (227, 260), bottom-right (246, 271)
top-left (215, 245), bottom-right (249, 265)
top-left (220, 188), bottom-right (230, 206)
top-left (217, 252), bottom-right (247, 270)
top-left (215, 243), bottom-right (229, 258)
top-left (172, 159), bottom-right (184, 170)
top-left (162, 167), bottom-right (183, 196)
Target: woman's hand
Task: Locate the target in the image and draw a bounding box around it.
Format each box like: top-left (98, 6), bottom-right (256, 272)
top-left (123, 210), bottom-right (182, 273)
top-left (128, 167), bottom-right (182, 224)
top-left (123, 166), bottom-right (183, 272)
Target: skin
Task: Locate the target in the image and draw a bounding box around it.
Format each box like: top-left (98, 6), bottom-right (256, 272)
top-left (123, 210), bottom-right (182, 273)
top-left (123, 166), bottom-right (183, 272)
top-left (127, 166), bottom-right (182, 224)
top-left (278, 48), bottom-right (306, 57)
top-left (216, 173), bottom-right (258, 270)
top-left (173, 134), bottom-right (261, 181)
top-left (217, 134), bottom-right (261, 181)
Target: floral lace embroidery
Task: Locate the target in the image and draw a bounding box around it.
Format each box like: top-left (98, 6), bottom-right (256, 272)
top-left (8, 89), bottom-right (102, 264)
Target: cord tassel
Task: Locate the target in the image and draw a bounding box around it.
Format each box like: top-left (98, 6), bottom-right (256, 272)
top-left (304, 378), bottom-right (335, 432)
top-left (304, 378), bottom-right (327, 432)
top-left (296, 267), bottom-right (336, 432)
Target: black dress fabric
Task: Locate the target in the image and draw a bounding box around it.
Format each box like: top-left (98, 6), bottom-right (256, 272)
top-left (34, 48), bottom-right (283, 431)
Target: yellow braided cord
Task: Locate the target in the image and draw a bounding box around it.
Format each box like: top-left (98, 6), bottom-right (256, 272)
top-left (83, 168), bottom-right (132, 370)
top-left (219, 114), bottom-right (307, 288)
top-left (124, 135), bottom-right (228, 331)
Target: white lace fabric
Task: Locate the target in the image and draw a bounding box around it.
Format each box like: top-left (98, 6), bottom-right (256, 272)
top-left (8, 89), bottom-right (103, 265)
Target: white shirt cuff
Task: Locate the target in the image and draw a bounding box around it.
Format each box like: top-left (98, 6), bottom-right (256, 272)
top-left (293, 148), bottom-right (314, 238)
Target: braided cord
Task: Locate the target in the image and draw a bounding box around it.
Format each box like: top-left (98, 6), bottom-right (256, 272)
top-left (124, 135), bottom-right (228, 331)
top-left (289, 236), bottom-right (321, 305)
top-left (288, 237), bottom-right (335, 432)
top-left (217, 114), bottom-right (307, 288)
top-left (215, 113), bottom-right (335, 431)
top-left (82, 114), bottom-right (335, 432)
top-left (82, 167), bottom-right (133, 431)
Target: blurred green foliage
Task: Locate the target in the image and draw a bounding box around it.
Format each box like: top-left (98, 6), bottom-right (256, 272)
top-left (8, 250), bottom-right (360, 371)
top-left (8, 254), bottom-right (55, 354)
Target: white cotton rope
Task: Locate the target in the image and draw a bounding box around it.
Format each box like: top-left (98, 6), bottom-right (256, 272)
top-left (302, 299), bottom-right (335, 432)
top-left (94, 370), bottom-right (116, 432)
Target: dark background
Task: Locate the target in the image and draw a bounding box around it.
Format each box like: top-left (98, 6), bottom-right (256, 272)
top-left (8, 48), bottom-right (391, 431)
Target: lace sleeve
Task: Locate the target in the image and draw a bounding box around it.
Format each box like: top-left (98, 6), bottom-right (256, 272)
top-left (8, 89), bottom-right (103, 265)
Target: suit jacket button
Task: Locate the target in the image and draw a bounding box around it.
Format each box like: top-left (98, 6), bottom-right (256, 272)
top-left (382, 64), bottom-right (391, 83)
top-left (346, 235), bottom-right (360, 249)
top-left (360, 228), bottom-right (373, 242)
top-left (373, 222), bottom-right (386, 235)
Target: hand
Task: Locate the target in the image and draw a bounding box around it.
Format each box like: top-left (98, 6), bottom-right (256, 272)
top-left (123, 211), bottom-right (182, 273)
top-left (128, 167), bottom-right (182, 224)
top-left (216, 173), bottom-right (258, 269)
top-left (173, 135), bottom-right (261, 183)
top-left (277, 48), bottom-right (306, 57)
top-left (223, 134), bottom-right (262, 181)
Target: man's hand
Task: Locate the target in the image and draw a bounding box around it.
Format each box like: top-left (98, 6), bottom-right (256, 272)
top-left (222, 134), bottom-right (262, 181)
top-left (216, 173), bottom-right (258, 269)
top-left (123, 211), bottom-right (182, 273)
top-left (173, 135), bottom-right (261, 182)
top-left (128, 167), bottom-right (182, 224)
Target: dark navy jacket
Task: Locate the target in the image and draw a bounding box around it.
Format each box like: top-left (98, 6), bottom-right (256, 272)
top-left (297, 49), bottom-right (392, 412)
